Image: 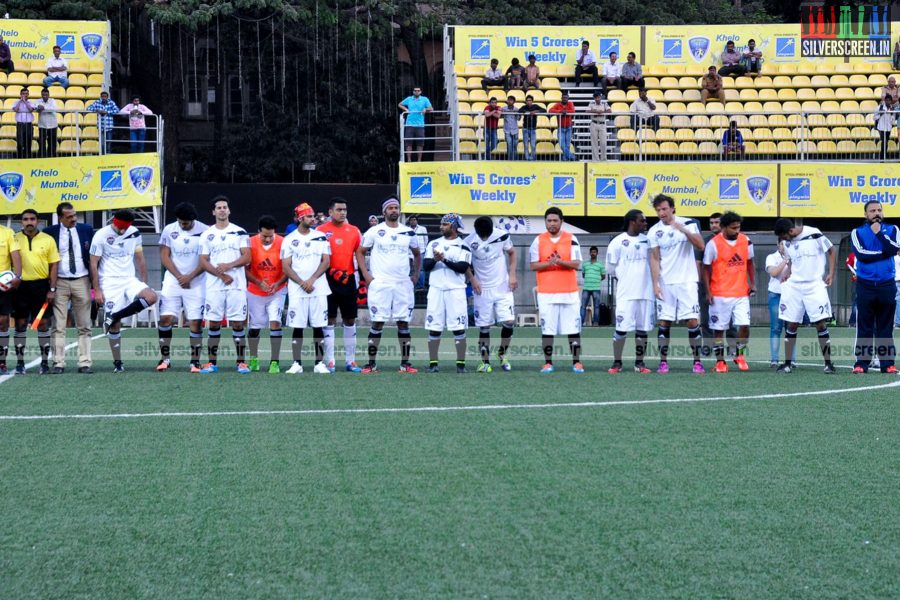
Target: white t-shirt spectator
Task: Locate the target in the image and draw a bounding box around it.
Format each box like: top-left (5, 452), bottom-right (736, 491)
top-left (766, 251), bottom-right (788, 294)
top-left (576, 49), bottom-right (596, 67)
top-left (603, 62), bottom-right (623, 78)
top-left (46, 56), bottom-right (68, 77)
top-left (35, 98), bottom-right (59, 129)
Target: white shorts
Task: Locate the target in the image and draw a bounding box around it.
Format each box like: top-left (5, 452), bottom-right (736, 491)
top-left (426, 287), bottom-right (468, 331)
top-left (537, 295), bottom-right (581, 336)
top-left (159, 280), bottom-right (205, 321)
top-left (367, 278), bottom-right (415, 323)
top-left (287, 293), bottom-right (328, 328)
top-left (779, 281), bottom-right (831, 324)
top-left (614, 298), bottom-right (655, 332)
top-left (101, 277), bottom-right (149, 315)
top-left (657, 282), bottom-right (700, 322)
top-left (709, 296), bottom-right (751, 330)
top-left (473, 286), bottom-right (515, 327)
top-left (247, 288), bottom-right (287, 328)
top-left (205, 288), bottom-right (249, 322)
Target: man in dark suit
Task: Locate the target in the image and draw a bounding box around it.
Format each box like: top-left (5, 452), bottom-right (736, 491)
top-left (43, 202), bottom-right (95, 373)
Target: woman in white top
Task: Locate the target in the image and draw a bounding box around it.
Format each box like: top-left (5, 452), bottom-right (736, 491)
top-left (765, 242), bottom-right (792, 367)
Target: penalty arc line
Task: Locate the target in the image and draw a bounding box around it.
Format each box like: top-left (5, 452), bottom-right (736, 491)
top-left (1, 380), bottom-right (899, 422)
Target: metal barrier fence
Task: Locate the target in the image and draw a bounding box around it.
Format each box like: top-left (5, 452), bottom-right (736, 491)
top-left (0, 110), bottom-right (163, 159)
top-left (400, 110), bottom-right (900, 163)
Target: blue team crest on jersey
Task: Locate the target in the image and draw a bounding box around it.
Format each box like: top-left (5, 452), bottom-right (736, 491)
top-left (0, 172), bottom-right (24, 203)
top-left (304, 241), bottom-right (311, 247)
top-left (746, 176), bottom-right (771, 204)
top-left (291, 239), bottom-right (299, 246)
top-left (207, 233), bottom-right (215, 241)
top-left (471, 241), bottom-right (480, 251)
top-left (622, 176), bottom-right (647, 205)
top-left (377, 229), bottom-right (386, 237)
top-left (169, 231), bottom-right (178, 239)
top-left (622, 239), bottom-right (630, 247)
top-left (106, 235), bottom-right (115, 245)
top-left (81, 34), bottom-right (103, 58)
top-left (688, 36), bottom-right (710, 62)
top-left (128, 166), bottom-right (153, 194)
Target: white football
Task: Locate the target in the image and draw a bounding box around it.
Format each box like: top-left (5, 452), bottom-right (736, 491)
top-left (0, 270), bottom-right (16, 292)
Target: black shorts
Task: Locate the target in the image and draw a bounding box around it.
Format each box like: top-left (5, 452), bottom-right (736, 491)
top-left (327, 275), bottom-right (359, 320)
top-left (12, 280), bottom-right (50, 321)
top-left (0, 290), bottom-right (11, 316)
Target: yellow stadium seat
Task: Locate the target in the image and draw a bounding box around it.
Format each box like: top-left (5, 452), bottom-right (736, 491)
top-left (58, 140), bottom-right (78, 155)
top-left (851, 126), bottom-right (875, 140)
top-left (724, 101), bottom-right (744, 114)
top-left (658, 141), bottom-right (679, 155)
top-left (756, 141), bottom-right (778, 154)
top-left (857, 140), bottom-right (878, 154)
top-left (847, 74), bottom-right (868, 87)
top-left (624, 89), bottom-right (640, 102)
top-left (753, 75), bottom-right (773, 88)
top-left (465, 77), bottom-right (482, 89)
top-left (88, 74), bottom-right (105, 86)
top-left (860, 100), bottom-right (879, 111)
top-left (836, 140), bottom-right (856, 153)
top-left (535, 141), bottom-right (557, 155)
top-left (670, 115), bottom-right (690, 129)
top-left (544, 90), bottom-right (561, 103)
top-left (48, 86), bottom-right (66, 100)
top-left (772, 127), bottom-right (792, 141)
top-left (619, 142), bottom-right (639, 156)
top-left (611, 102), bottom-right (629, 112)
top-left (526, 90), bottom-right (544, 102)
top-left (749, 114), bottom-right (767, 127)
top-left (734, 76), bottom-right (754, 89)
top-left (840, 100), bottom-right (860, 112)
top-left (800, 100), bottom-right (821, 112)
top-left (810, 75), bottom-right (830, 88)
top-left (455, 77), bottom-right (467, 90)
top-left (778, 64), bottom-right (798, 74)
top-left (81, 140), bottom-right (100, 155)
top-left (507, 90), bottom-right (525, 102)
top-left (810, 127), bottom-right (831, 140)
top-left (82, 126), bottom-right (98, 140)
top-left (647, 89), bottom-right (664, 102)
top-left (739, 89), bottom-right (758, 101)
top-left (694, 128), bottom-right (715, 141)
top-left (830, 74), bottom-right (849, 87)
top-left (26, 73), bottom-right (45, 85)
top-left (667, 65), bottom-right (686, 76)
top-left (777, 88), bottom-right (797, 100)
top-left (698, 141), bottom-right (719, 155)
top-left (776, 141), bottom-right (797, 154)
top-left (685, 101), bottom-right (703, 113)
top-left (459, 128), bottom-right (476, 141)
top-left (768, 114), bottom-right (788, 127)
top-left (665, 101), bottom-right (685, 113)
top-left (679, 141), bottom-right (698, 154)
top-left (816, 88), bottom-right (836, 100)
top-left (772, 75), bottom-right (792, 88)
top-left (825, 114), bottom-right (845, 127)
top-left (0, 139), bottom-right (15, 153)
top-left (0, 125), bottom-right (14, 138)
top-left (797, 140), bottom-right (816, 154)
top-left (459, 141), bottom-right (478, 156)
top-left (732, 115), bottom-right (750, 127)
top-left (816, 140), bottom-right (836, 153)
top-left (709, 114), bottom-right (729, 128)
top-left (672, 129), bottom-right (692, 142)
top-left (542, 77), bottom-right (560, 89)
top-left (64, 99), bottom-right (85, 112)
top-left (618, 128), bottom-right (637, 142)
top-left (27, 85), bottom-right (43, 97)
top-left (678, 76), bottom-right (698, 90)
top-left (66, 86), bottom-right (87, 100)
top-left (690, 115), bottom-right (710, 128)
top-left (832, 126), bottom-right (852, 140)
top-left (820, 100), bottom-right (840, 112)
top-left (660, 77), bottom-right (679, 90)
top-left (796, 88), bottom-right (816, 101)
top-left (792, 75), bottom-right (812, 88)
top-left (753, 128), bottom-right (773, 141)
top-left (845, 113), bottom-right (866, 126)
top-left (662, 89), bottom-right (682, 102)
top-left (468, 89), bottom-right (489, 103)
top-left (605, 89), bottom-right (625, 103)
top-left (7, 72), bottom-right (26, 86)
top-left (60, 126), bottom-right (78, 139)
top-left (539, 65), bottom-right (557, 76)
top-left (743, 101), bottom-right (763, 113)
top-left (868, 74), bottom-right (888, 86)
top-left (762, 100), bottom-right (782, 112)
top-left (681, 90), bottom-right (701, 102)
top-left (786, 113), bottom-right (805, 126)
top-left (723, 88), bottom-right (739, 101)
top-left (68, 74), bottom-right (88, 86)
top-left (458, 114), bottom-right (474, 128)
top-left (0, 72), bottom-right (5, 84)
top-left (458, 101), bottom-right (472, 113)
top-left (835, 64), bottom-right (854, 74)
top-left (855, 87), bottom-right (877, 100)
top-left (457, 89), bottom-right (469, 101)
top-left (654, 128), bottom-right (675, 143)
top-left (758, 88), bottom-right (778, 101)
top-left (535, 129), bottom-right (553, 141)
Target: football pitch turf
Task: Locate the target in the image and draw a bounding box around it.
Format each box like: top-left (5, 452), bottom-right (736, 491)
top-left (1, 327), bottom-right (898, 597)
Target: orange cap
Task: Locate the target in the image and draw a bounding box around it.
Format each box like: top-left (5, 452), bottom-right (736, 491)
top-left (294, 203), bottom-right (314, 218)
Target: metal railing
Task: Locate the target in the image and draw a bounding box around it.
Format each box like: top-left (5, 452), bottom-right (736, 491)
top-left (401, 109), bottom-right (900, 163)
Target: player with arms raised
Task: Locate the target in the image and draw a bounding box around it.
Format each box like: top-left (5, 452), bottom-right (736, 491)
top-left (465, 216), bottom-right (517, 373)
top-left (648, 194), bottom-right (706, 374)
top-left (359, 196), bottom-right (421, 373)
top-left (91, 209), bottom-right (158, 373)
top-left (773, 218), bottom-right (837, 374)
top-left (606, 209), bottom-right (653, 374)
top-left (246, 215), bottom-right (287, 374)
top-left (198, 196), bottom-right (252, 374)
top-left (157, 202), bottom-right (208, 372)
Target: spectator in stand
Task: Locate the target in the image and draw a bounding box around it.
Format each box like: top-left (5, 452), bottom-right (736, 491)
top-left (87, 91), bottom-right (119, 154)
top-left (587, 91), bottom-right (610, 161)
top-left (119, 95), bottom-right (154, 153)
top-left (549, 91), bottom-right (576, 160)
top-left (35, 87), bottom-right (59, 159)
top-left (581, 246), bottom-right (606, 326)
top-left (367, 215), bottom-right (379, 229)
top-left (601, 51), bottom-right (622, 97)
top-left (12, 88), bottom-right (35, 159)
top-left (482, 97), bottom-right (502, 159)
top-left (701, 65), bottom-right (725, 102)
top-left (0, 36), bottom-right (14, 75)
top-left (630, 89), bottom-right (660, 131)
top-left (505, 58), bottom-right (527, 92)
top-left (765, 241), bottom-right (792, 367)
top-left (718, 40), bottom-right (746, 77)
top-left (893, 37), bottom-right (899, 70)
top-left (881, 76), bottom-right (899, 104)
top-left (501, 96), bottom-right (520, 160)
top-left (721, 120), bottom-right (745, 160)
top-left (398, 86), bottom-right (433, 163)
top-left (874, 94), bottom-right (898, 161)
top-left (523, 55), bottom-right (541, 91)
top-left (43, 45), bottom-right (69, 89)
top-left (574, 40), bottom-right (599, 88)
top-left (620, 52), bottom-right (645, 91)
top-left (741, 39), bottom-right (763, 75)
top-left (482, 59), bottom-right (505, 91)
top-left (519, 94), bottom-right (541, 161)
top-left (407, 215), bottom-right (428, 289)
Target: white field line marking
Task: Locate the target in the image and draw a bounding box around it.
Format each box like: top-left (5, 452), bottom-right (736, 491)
top-left (1, 380), bottom-right (898, 422)
top-left (0, 333), bottom-right (106, 385)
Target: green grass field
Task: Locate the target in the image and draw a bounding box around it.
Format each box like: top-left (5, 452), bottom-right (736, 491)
top-left (1, 327), bottom-right (898, 598)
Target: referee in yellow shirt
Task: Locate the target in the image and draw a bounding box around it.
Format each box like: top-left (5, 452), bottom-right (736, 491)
top-left (0, 222), bottom-right (22, 376)
top-left (12, 209), bottom-right (59, 375)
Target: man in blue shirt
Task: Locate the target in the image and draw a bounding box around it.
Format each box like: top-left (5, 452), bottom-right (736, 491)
top-left (850, 200), bottom-right (900, 373)
top-left (398, 86), bottom-right (432, 162)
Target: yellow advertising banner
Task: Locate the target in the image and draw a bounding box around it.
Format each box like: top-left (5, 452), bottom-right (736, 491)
top-left (0, 153), bottom-right (162, 215)
top-left (645, 24), bottom-right (848, 67)
top-left (780, 163), bottom-right (900, 218)
top-left (586, 162), bottom-right (778, 217)
top-left (453, 26), bottom-right (641, 70)
top-left (0, 19), bottom-right (110, 65)
top-left (400, 162), bottom-right (585, 216)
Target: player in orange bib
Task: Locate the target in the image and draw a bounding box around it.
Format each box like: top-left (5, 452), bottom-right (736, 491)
top-left (245, 215), bottom-right (288, 373)
top-left (316, 198), bottom-right (367, 372)
top-left (701, 211), bottom-right (756, 373)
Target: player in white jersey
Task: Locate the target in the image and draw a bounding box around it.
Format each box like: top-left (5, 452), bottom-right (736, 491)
top-left (773, 218), bottom-right (837, 374)
top-left (464, 216), bottom-right (517, 373)
top-left (359, 196), bottom-right (421, 373)
top-left (89, 209), bottom-right (158, 373)
top-left (423, 214), bottom-right (473, 373)
top-left (281, 203), bottom-right (332, 374)
top-left (648, 194), bottom-right (706, 374)
top-left (606, 209), bottom-right (654, 374)
top-left (156, 202), bottom-right (208, 372)
top-left (198, 196), bottom-right (252, 374)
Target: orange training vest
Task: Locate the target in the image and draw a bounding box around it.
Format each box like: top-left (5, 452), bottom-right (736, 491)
top-left (710, 233), bottom-right (750, 297)
top-left (536, 230), bottom-right (579, 293)
top-left (248, 234), bottom-right (286, 296)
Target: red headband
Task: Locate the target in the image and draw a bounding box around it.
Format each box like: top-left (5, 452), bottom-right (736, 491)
top-left (112, 217), bottom-right (133, 231)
